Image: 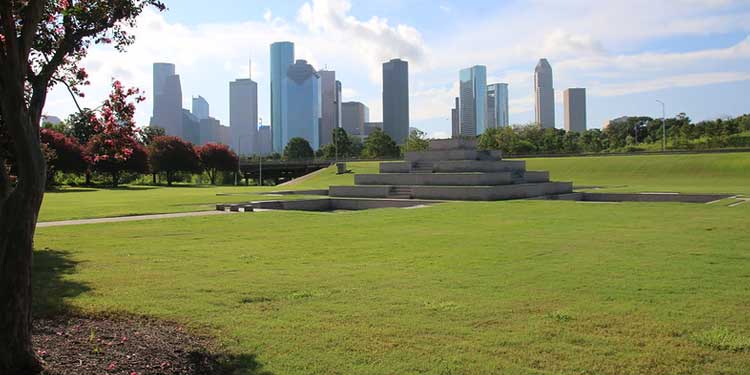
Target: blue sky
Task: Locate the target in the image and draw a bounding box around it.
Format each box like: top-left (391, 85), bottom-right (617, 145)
top-left (45, 0), bottom-right (750, 138)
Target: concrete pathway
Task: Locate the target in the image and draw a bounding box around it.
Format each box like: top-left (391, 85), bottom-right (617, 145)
top-left (37, 210), bottom-right (232, 228)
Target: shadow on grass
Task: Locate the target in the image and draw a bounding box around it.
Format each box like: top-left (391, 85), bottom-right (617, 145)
top-left (32, 248), bottom-right (90, 317)
top-left (31, 249), bottom-right (274, 374)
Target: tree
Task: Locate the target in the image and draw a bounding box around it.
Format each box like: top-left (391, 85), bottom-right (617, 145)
top-left (405, 128), bottom-right (429, 152)
top-left (65, 108), bottom-right (98, 144)
top-left (284, 137), bottom-right (314, 160)
top-left (321, 128), bottom-right (354, 159)
top-left (86, 80), bottom-right (147, 187)
top-left (40, 128), bottom-right (88, 179)
top-left (148, 136), bottom-right (201, 185)
top-left (140, 125), bottom-right (165, 145)
top-left (362, 129), bottom-right (400, 159)
top-left (0, 1), bottom-right (165, 372)
top-left (197, 143), bottom-right (238, 185)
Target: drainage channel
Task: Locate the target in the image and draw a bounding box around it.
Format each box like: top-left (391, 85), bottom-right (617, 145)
top-left (216, 198), bottom-right (440, 212)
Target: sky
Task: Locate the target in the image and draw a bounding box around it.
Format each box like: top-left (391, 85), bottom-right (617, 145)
top-left (44, 0), bottom-right (750, 139)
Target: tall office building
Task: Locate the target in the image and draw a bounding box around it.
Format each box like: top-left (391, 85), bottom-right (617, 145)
top-left (230, 76), bottom-right (258, 155)
top-left (534, 58), bottom-right (555, 129)
top-left (192, 96), bottom-right (209, 120)
top-left (459, 65), bottom-right (487, 137)
top-left (451, 97), bottom-right (460, 138)
top-left (318, 70), bottom-right (340, 146)
top-left (282, 59), bottom-right (322, 150)
top-left (487, 83), bottom-right (509, 128)
top-left (335, 80), bottom-right (343, 128)
top-left (382, 58), bottom-right (410, 144)
top-left (563, 88), bottom-right (587, 133)
top-left (257, 125), bottom-right (272, 155)
top-left (342, 101), bottom-right (369, 136)
top-left (270, 41), bottom-right (295, 153)
top-left (151, 63), bottom-right (183, 137)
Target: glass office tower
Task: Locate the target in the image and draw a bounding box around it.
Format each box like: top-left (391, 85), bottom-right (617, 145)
top-left (270, 41), bottom-right (295, 153)
top-left (487, 83), bottom-right (509, 128)
top-left (282, 60), bottom-right (322, 151)
top-left (459, 65), bottom-right (487, 137)
top-left (382, 58), bottom-right (410, 144)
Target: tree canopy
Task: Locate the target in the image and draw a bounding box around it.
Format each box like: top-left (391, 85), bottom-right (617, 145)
top-left (148, 136), bottom-right (201, 185)
top-left (284, 137), bottom-right (314, 160)
top-left (196, 143), bottom-right (237, 185)
top-left (362, 129), bottom-right (400, 159)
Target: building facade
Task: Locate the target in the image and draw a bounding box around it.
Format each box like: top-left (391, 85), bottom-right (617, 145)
top-left (563, 88), bottom-right (587, 133)
top-left (487, 83), bottom-right (509, 128)
top-left (534, 58), bottom-right (555, 129)
top-left (150, 63), bottom-right (183, 138)
top-left (191, 96), bottom-right (209, 120)
top-left (281, 59), bottom-right (322, 151)
top-left (342, 101), bottom-right (369, 136)
top-left (451, 97), bottom-right (460, 138)
top-left (459, 65), bottom-right (487, 137)
top-left (230, 78), bottom-right (258, 155)
top-left (382, 58), bottom-right (410, 144)
top-left (270, 41), bottom-right (295, 153)
top-left (318, 70), bottom-right (340, 147)
top-left (257, 125), bottom-right (272, 155)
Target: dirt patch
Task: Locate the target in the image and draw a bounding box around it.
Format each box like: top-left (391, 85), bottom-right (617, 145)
top-left (33, 315), bottom-right (235, 375)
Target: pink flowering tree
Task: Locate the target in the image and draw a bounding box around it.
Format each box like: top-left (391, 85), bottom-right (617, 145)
top-left (86, 80), bottom-right (147, 187)
top-left (0, 1), bottom-right (165, 373)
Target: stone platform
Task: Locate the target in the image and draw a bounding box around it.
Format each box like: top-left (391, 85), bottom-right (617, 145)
top-left (329, 138), bottom-right (573, 201)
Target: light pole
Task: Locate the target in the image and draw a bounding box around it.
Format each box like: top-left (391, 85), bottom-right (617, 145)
top-left (656, 100), bottom-right (666, 152)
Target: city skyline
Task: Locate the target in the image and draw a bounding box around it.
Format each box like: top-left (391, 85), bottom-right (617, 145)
top-left (43, 0), bottom-right (750, 139)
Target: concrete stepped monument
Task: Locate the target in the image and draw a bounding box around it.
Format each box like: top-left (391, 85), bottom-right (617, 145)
top-left (329, 138), bottom-right (573, 201)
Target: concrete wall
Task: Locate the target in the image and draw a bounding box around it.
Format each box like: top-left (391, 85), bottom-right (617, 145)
top-left (380, 162), bottom-right (411, 173)
top-left (433, 160), bottom-right (525, 173)
top-left (330, 185), bottom-right (390, 198)
top-left (355, 172), bottom-right (513, 186)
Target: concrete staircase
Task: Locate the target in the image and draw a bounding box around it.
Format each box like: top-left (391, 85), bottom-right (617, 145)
top-left (389, 186), bottom-right (413, 199)
top-left (329, 138), bottom-right (573, 201)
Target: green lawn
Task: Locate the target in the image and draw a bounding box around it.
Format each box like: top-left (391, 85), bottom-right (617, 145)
top-left (39, 185), bottom-right (310, 222)
top-left (285, 152), bottom-right (750, 195)
top-left (34, 200), bottom-right (750, 374)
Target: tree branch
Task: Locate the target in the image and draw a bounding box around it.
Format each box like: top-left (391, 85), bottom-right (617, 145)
top-left (19, 0), bottom-right (45, 60)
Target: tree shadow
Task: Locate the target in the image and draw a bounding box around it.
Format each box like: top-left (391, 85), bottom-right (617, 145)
top-left (191, 351), bottom-right (274, 375)
top-left (32, 248), bottom-right (91, 318)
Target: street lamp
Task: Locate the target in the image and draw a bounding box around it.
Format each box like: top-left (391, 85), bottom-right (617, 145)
top-left (656, 100), bottom-right (666, 152)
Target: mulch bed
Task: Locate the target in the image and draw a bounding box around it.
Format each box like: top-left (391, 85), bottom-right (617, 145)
top-left (33, 315), bottom-right (228, 375)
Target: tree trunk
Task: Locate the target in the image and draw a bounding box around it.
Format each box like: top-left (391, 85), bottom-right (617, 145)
top-left (167, 171), bottom-right (172, 186)
top-left (152, 172), bottom-right (156, 185)
top-left (111, 171), bottom-right (119, 188)
top-left (0, 115), bottom-right (46, 375)
top-left (85, 169), bottom-right (92, 186)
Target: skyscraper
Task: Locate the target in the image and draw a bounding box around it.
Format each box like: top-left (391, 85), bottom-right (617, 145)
top-left (270, 41), bottom-right (295, 153)
top-left (487, 83), bottom-right (509, 128)
top-left (563, 88), bottom-right (587, 133)
top-left (342, 102), bottom-right (369, 136)
top-left (535, 58), bottom-right (555, 129)
top-left (282, 59), bottom-right (322, 150)
top-left (230, 77), bottom-right (258, 155)
top-left (318, 70), bottom-right (340, 147)
top-left (151, 63), bottom-right (183, 137)
top-left (192, 96), bottom-right (209, 120)
top-left (257, 125), bottom-right (272, 155)
top-left (382, 58), bottom-right (409, 144)
top-left (459, 65), bottom-right (487, 137)
top-left (451, 97), bottom-right (460, 138)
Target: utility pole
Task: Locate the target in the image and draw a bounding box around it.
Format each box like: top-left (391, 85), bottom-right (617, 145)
top-left (656, 100), bottom-right (666, 152)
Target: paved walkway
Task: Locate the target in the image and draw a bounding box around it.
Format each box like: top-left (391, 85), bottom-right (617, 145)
top-left (37, 210), bottom-right (232, 228)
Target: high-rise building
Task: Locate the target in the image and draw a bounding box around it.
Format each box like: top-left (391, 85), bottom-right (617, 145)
top-left (192, 96), bottom-right (209, 120)
top-left (180, 109), bottom-right (200, 145)
top-left (318, 70), bottom-right (340, 147)
top-left (382, 58), bottom-right (410, 144)
top-left (535, 58), bottom-right (555, 129)
top-left (151, 71), bottom-right (183, 137)
top-left (257, 125), bottom-right (272, 155)
top-left (487, 83), bottom-right (509, 128)
top-left (270, 41), bottom-right (295, 153)
top-left (282, 59), bottom-right (322, 150)
top-left (230, 77), bottom-right (258, 155)
top-left (451, 97), bottom-right (460, 138)
top-left (563, 88), bottom-right (587, 133)
top-left (152, 62), bottom-right (175, 116)
top-left (459, 65), bottom-right (487, 137)
top-left (342, 101), bottom-right (369, 136)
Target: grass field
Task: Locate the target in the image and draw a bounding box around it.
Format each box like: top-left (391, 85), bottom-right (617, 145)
top-left (34, 200), bottom-right (750, 374)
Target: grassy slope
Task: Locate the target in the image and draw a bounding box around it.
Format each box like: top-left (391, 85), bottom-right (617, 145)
top-left (35, 200), bottom-right (750, 374)
top-left (39, 185), bottom-right (300, 222)
top-left (285, 153), bottom-right (750, 194)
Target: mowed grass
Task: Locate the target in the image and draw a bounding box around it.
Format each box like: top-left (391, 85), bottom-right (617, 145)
top-left (286, 153), bottom-right (750, 195)
top-left (34, 200), bottom-right (750, 374)
top-left (38, 185), bottom-right (312, 222)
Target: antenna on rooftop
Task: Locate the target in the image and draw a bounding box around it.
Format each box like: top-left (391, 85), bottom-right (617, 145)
top-left (248, 57), bottom-right (252, 80)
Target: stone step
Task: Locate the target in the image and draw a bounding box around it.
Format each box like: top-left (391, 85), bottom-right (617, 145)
top-left (356, 172), bottom-right (514, 186)
top-left (330, 182), bottom-right (573, 201)
top-left (429, 138), bottom-right (477, 150)
top-left (406, 149), bottom-right (501, 162)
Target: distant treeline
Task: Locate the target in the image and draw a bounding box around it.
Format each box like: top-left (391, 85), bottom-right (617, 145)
top-left (477, 114), bottom-right (750, 155)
